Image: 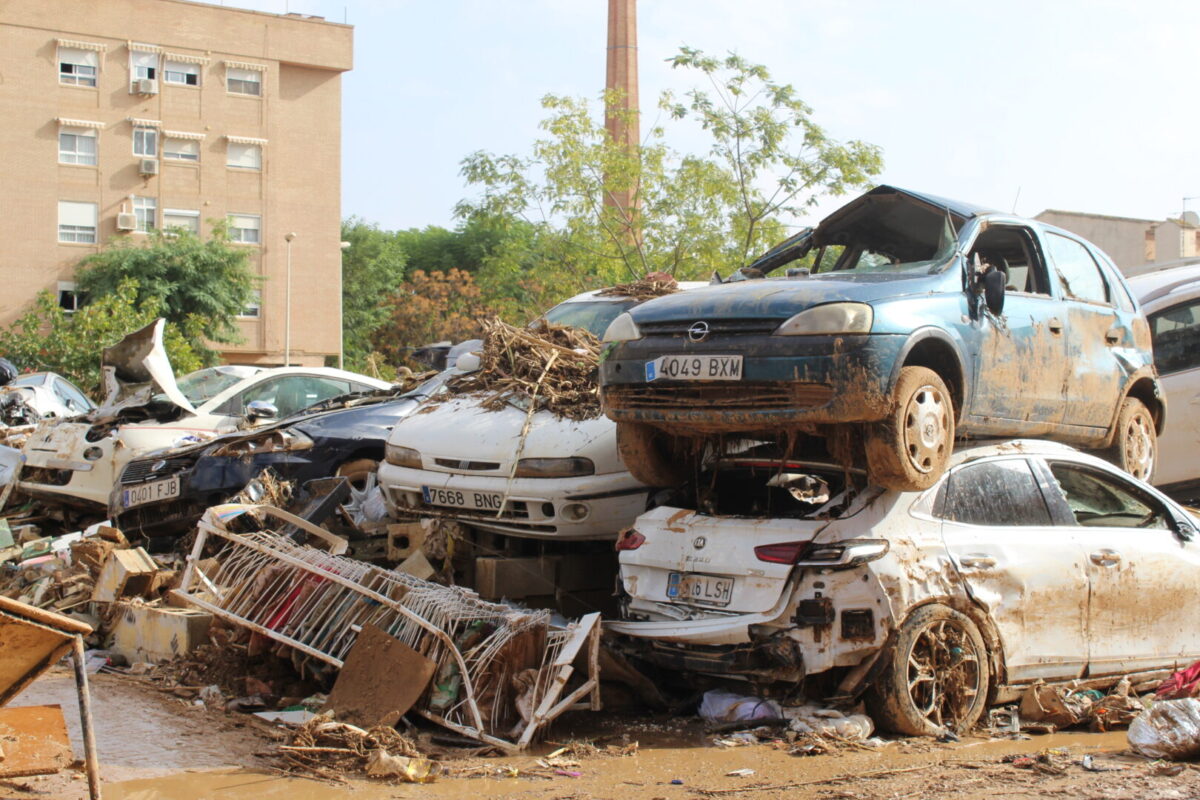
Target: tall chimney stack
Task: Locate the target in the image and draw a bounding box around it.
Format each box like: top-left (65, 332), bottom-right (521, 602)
top-left (605, 0), bottom-right (639, 225)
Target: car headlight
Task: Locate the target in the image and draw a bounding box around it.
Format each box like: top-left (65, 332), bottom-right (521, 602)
top-left (385, 444), bottom-right (423, 469)
top-left (774, 302), bottom-right (873, 335)
top-left (602, 313), bottom-right (642, 343)
top-left (514, 457), bottom-right (595, 478)
top-left (212, 429), bottom-right (313, 458)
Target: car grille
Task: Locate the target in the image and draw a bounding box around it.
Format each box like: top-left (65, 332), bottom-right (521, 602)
top-left (638, 318), bottom-right (783, 337)
top-left (433, 458), bottom-right (501, 471)
top-left (120, 455), bottom-right (200, 485)
top-left (605, 381), bottom-right (833, 412)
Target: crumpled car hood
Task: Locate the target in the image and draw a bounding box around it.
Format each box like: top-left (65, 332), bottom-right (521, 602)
top-left (94, 319), bottom-right (196, 419)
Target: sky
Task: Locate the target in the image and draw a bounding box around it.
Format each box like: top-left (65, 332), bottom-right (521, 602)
top-left (225, 0), bottom-right (1200, 233)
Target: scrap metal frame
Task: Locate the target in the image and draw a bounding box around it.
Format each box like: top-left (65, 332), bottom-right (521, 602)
top-left (174, 505), bottom-right (601, 753)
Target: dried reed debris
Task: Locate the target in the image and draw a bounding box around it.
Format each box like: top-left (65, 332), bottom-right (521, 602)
top-left (596, 273), bottom-right (679, 301)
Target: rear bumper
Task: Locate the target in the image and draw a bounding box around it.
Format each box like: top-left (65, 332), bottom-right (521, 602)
top-left (599, 333), bottom-right (904, 434)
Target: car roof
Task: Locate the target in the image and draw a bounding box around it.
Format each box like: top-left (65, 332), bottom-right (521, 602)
top-left (193, 366), bottom-right (393, 413)
top-left (560, 283), bottom-right (709, 304)
top-left (947, 438), bottom-right (1086, 468)
top-left (1125, 262), bottom-right (1200, 310)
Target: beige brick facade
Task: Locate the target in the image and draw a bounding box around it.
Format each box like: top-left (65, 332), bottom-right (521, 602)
top-left (0, 0), bottom-right (352, 366)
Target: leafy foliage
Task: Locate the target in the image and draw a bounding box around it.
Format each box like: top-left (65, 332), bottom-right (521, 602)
top-left (0, 279), bottom-right (201, 400)
top-left (72, 225), bottom-right (258, 363)
top-left (455, 47), bottom-right (883, 292)
top-left (371, 269), bottom-right (500, 369)
top-left (341, 217), bottom-right (408, 370)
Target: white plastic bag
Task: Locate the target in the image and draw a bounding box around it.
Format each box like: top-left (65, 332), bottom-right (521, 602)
top-left (698, 689), bottom-right (781, 723)
top-left (1128, 698), bottom-right (1200, 760)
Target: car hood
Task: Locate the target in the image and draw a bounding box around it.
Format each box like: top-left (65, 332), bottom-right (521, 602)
top-left (389, 395), bottom-right (624, 474)
top-left (627, 271), bottom-right (944, 324)
top-left (95, 319), bottom-right (195, 419)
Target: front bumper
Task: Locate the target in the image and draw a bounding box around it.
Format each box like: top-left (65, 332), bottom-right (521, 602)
top-left (600, 333), bottom-right (905, 434)
top-left (378, 463), bottom-right (650, 540)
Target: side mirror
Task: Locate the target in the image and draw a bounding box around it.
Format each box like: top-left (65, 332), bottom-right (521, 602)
top-left (1175, 518), bottom-right (1196, 542)
top-left (245, 400), bottom-right (278, 422)
top-left (982, 269), bottom-right (1006, 316)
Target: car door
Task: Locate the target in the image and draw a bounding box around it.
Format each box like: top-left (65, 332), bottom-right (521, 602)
top-left (1042, 232), bottom-right (1128, 432)
top-left (1146, 297), bottom-right (1200, 489)
top-left (965, 224), bottom-right (1068, 429)
top-left (937, 456), bottom-right (1090, 681)
top-left (1041, 459), bottom-right (1200, 675)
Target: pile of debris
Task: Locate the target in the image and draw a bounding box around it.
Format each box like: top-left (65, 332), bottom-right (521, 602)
top-left (0, 522), bottom-right (143, 614)
top-left (278, 716), bottom-right (438, 783)
top-left (443, 317), bottom-right (602, 420)
top-left (596, 273), bottom-right (679, 301)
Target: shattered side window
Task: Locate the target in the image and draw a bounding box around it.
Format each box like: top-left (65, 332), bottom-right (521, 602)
top-left (1047, 463), bottom-right (1169, 530)
top-left (940, 459), bottom-right (1052, 526)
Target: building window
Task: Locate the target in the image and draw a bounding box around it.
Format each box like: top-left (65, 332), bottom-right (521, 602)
top-left (58, 201), bottom-right (98, 244)
top-left (59, 127), bottom-right (97, 165)
top-left (133, 196), bottom-right (156, 233)
top-left (163, 209), bottom-right (200, 235)
top-left (240, 290), bottom-right (262, 318)
top-left (58, 47), bottom-right (98, 87)
top-left (163, 60), bottom-right (199, 86)
top-left (133, 127), bottom-right (158, 157)
top-left (163, 137), bottom-right (200, 162)
top-left (228, 214), bottom-right (261, 244)
top-left (226, 66), bottom-right (262, 96)
top-left (227, 142), bottom-right (262, 170)
top-left (130, 48), bottom-right (158, 81)
top-left (57, 282), bottom-right (81, 313)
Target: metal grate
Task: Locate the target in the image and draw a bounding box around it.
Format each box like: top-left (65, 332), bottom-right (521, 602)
top-left (120, 455), bottom-right (201, 485)
top-left (638, 318), bottom-right (783, 337)
top-left (605, 381), bottom-right (833, 412)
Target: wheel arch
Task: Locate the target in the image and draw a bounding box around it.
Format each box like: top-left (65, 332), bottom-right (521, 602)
top-left (1123, 375), bottom-right (1165, 436)
top-left (898, 595), bottom-right (1008, 693)
top-left (891, 329), bottom-right (968, 418)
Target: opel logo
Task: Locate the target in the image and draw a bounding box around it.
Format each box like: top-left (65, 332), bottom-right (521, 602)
top-left (693, 536), bottom-right (707, 550)
top-left (687, 321), bottom-right (710, 343)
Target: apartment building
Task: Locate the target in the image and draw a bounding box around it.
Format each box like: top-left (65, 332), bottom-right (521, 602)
top-left (0, 0), bottom-right (352, 366)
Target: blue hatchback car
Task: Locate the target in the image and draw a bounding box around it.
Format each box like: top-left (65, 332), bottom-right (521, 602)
top-left (599, 185), bottom-right (1163, 491)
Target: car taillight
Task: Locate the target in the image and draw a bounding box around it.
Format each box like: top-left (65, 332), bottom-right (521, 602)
top-left (616, 529), bottom-right (645, 551)
top-left (754, 541), bottom-right (810, 564)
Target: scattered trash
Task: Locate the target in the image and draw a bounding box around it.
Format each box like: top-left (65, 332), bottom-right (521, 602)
top-left (726, 768), bottom-right (756, 777)
top-left (782, 704), bottom-right (874, 741)
top-left (1128, 698), bottom-right (1200, 760)
top-left (365, 749), bottom-right (441, 783)
top-left (1156, 659), bottom-right (1200, 700)
top-left (1018, 678), bottom-right (1143, 733)
top-left (699, 689), bottom-right (780, 725)
top-left (278, 715), bottom-right (428, 783)
top-left (1080, 754), bottom-right (1128, 772)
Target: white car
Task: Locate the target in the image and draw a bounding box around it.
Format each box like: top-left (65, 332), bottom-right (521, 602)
top-left (20, 320), bottom-right (391, 509)
top-left (1, 372), bottom-right (96, 423)
top-left (379, 286), bottom-right (703, 540)
top-left (1127, 262), bottom-right (1200, 500)
top-left (608, 440), bottom-right (1200, 736)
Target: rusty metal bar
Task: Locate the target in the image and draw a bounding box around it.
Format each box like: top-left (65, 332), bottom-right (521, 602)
top-left (71, 635), bottom-right (101, 800)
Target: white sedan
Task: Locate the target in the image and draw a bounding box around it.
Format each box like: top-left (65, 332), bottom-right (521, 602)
top-left (20, 321), bottom-right (390, 509)
top-left (608, 440), bottom-right (1200, 736)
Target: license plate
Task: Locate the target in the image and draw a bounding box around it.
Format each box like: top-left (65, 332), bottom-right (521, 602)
top-left (646, 354), bottom-right (743, 381)
top-left (421, 485), bottom-right (504, 512)
top-left (666, 572), bottom-right (735, 607)
top-left (121, 476), bottom-right (181, 509)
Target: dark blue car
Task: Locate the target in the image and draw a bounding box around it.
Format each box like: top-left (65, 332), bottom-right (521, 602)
top-left (599, 186), bottom-right (1162, 491)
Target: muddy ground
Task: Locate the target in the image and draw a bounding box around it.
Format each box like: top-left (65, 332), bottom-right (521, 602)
top-left (5, 667), bottom-right (1196, 800)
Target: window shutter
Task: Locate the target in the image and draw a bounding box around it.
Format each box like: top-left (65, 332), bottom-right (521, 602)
top-left (59, 201), bottom-right (97, 227)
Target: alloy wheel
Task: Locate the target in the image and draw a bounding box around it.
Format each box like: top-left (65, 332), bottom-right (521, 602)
top-left (903, 617), bottom-right (984, 732)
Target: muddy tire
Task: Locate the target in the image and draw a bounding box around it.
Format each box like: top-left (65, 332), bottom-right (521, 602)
top-left (1101, 397), bottom-right (1156, 482)
top-left (616, 422), bottom-right (691, 486)
top-left (336, 458), bottom-right (378, 489)
top-left (865, 367), bottom-right (954, 491)
top-left (867, 604), bottom-right (990, 737)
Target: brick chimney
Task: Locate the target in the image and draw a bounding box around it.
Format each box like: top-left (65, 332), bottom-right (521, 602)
top-left (605, 0), bottom-right (639, 226)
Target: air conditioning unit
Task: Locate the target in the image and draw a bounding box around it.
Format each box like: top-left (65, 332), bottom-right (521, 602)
top-left (139, 158), bottom-right (159, 176)
top-left (116, 213), bottom-right (138, 231)
top-left (130, 78), bottom-right (159, 95)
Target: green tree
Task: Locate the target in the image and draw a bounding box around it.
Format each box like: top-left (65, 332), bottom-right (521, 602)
top-left (456, 47), bottom-right (883, 295)
top-left (0, 279), bottom-right (201, 400)
top-left (340, 217), bottom-right (408, 371)
top-left (71, 225), bottom-right (258, 363)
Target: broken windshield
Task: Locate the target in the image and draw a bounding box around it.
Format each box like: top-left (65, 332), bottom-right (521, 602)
top-left (176, 366), bottom-right (260, 406)
top-left (541, 299), bottom-right (638, 338)
top-left (808, 214), bottom-right (959, 277)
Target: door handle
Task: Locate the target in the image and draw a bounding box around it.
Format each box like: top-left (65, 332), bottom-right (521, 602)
top-left (960, 554), bottom-right (997, 569)
top-left (1105, 328), bottom-right (1121, 344)
top-left (1048, 317), bottom-right (1063, 334)
top-left (1090, 549), bottom-right (1121, 566)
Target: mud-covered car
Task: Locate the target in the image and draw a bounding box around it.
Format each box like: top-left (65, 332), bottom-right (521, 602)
top-left (608, 440), bottom-right (1200, 735)
top-left (110, 370), bottom-right (453, 548)
top-left (600, 185), bottom-right (1163, 491)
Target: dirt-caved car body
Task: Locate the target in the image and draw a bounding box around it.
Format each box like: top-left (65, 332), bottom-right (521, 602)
top-left (599, 186), bottom-right (1163, 491)
top-left (608, 440), bottom-right (1200, 735)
